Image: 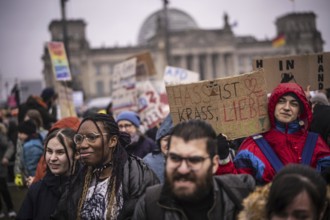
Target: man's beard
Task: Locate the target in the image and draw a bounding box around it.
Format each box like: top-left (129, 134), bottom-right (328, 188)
top-left (130, 133), bottom-right (140, 144)
top-left (164, 165), bottom-right (213, 203)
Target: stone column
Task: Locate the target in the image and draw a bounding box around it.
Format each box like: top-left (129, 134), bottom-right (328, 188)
top-left (205, 54), bottom-right (213, 80)
top-left (217, 53), bottom-right (225, 78)
top-left (180, 55), bottom-right (187, 69)
top-left (192, 54), bottom-right (199, 73)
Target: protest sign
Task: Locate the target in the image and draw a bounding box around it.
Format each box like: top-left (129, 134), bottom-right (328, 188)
top-left (166, 69), bottom-right (270, 139)
top-left (253, 52), bottom-right (330, 93)
top-left (47, 42), bottom-right (72, 81)
top-left (55, 81), bottom-right (76, 118)
top-left (112, 58), bottom-right (138, 116)
top-left (127, 51), bottom-right (156, 80)
top-left (164, 66), bottom-right (200, 85)
top-left (137, 81), bottom-right (164, 129)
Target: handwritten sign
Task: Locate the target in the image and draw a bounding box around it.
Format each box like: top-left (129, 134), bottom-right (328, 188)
top-left (253, 52), bottom-right (330, 93)
top-left (47, 42), bottom-right (72, 81)
top-left (164, 66), bottom-right (200, 85)
top-left (127, 51), bottom-right (156, 80)
top-left (166, 69), bottom-right (270, 139)
top-left (137, 81), bottom-right (164, 129)
top-left (112, 58), bottom-right (138, 116)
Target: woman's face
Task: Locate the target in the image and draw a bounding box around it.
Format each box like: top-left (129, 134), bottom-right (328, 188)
top-left (75, 120), bottom-right (115, 166)
top-left (270, 190), bottom-right (316, 220)
top-left (45, 137), bottom-right (73, 176)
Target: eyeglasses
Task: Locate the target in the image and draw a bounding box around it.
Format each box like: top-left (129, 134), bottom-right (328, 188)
top-left (167, 153), bottom-right (210, 171)
top-left (73, 133), bottom-right (108, 145)
top-left (118, 123), bottom-right (134, 129)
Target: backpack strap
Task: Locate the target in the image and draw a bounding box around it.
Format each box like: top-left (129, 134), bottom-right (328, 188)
top-left (253, 134), bottom-right (284, 173)
top-left (301, 132), bottom-right (318, 165)
top-left (145, 185), bottom-right (164, 220)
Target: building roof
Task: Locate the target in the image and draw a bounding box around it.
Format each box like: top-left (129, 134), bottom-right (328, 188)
top-left (137, 8), bottom-right (198, 45)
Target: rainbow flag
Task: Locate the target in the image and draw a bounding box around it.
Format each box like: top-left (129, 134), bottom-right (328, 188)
top-left (272, 34), bottom-right (286, 48)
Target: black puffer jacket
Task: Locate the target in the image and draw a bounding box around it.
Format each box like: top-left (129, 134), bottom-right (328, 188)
top-left (133, 174), bottom-right (255, 220)
top-left (52, 155), bottom-right (159, 220)
top-left (17, 171), bottom-right (69, 220)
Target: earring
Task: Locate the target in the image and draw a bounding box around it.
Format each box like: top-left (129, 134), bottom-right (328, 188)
top-left (299, 120), bottom-right (304, 126)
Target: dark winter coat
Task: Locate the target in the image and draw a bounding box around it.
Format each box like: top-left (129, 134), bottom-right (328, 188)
top-left (17, 171), bottom-right (69, 220)
top-left (311, 104), bottom-right (330, 145)
top-left (125, 135), bottom-right (157, 159)
top-left (52, 155), bottom-right (159, 220)
top-left (132, 174), bottom-right (255, 220)
top-left (18, 95), bottom-right (57, 130)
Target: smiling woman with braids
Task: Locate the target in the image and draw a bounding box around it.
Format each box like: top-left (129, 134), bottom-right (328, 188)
top-left (52, 113), bottom-right (159, 220)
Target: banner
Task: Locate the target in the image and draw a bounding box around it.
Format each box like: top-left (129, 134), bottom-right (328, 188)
top-left (166, 69), bottom-right (270, 139)
top-left (112, 58), bottom-right (138, 116)
top-left (253, 52), bottom-right (330, 93)
top-left (164, 66), bottom-right (200, 85)
top-left (47, 42), bottom-right (72, 81)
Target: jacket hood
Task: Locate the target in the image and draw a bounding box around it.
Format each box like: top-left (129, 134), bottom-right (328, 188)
top-left (155, 114), bottom-right (173, 147)
top-left (268, 83), bottom-right (312, 130)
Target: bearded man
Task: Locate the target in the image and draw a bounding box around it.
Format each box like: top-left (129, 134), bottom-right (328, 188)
top-left (133, 119), bottom-right (255, 220)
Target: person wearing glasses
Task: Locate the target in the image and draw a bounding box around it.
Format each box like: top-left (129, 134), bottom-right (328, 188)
top-left (116, 111), bottom-right (157, 158)
top-left (133, 119), bottom-right (255, 220)
top-left (52, 113), bottom-right (159, 220)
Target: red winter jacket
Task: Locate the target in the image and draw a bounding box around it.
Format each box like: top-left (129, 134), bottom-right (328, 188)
top-left (216, 83), bottom-right (330, 184)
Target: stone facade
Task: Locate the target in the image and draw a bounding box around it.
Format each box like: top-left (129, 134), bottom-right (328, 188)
top-left (42, 9), bottom-right (323, 100)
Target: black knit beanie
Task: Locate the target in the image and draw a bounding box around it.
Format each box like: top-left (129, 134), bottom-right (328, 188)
top-left (18, 119), bottom-right (37, 136)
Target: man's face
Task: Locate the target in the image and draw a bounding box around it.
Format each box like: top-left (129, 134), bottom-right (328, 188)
top-left (274, 95), bottom-right (301, 124)
top-left (165, 136), bottom-right (218, 202)
top-left (117, 120), bottom-right (137, 137)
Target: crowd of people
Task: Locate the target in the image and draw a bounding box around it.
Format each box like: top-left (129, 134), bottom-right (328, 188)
top-left (0, 82), bottom-right (329, 220)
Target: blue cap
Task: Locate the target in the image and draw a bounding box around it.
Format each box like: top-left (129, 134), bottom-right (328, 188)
top-left (116, 111), bottom-right (140, 127)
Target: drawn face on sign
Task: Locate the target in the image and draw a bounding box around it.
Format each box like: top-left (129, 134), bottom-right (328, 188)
top-left (274, 95), bottom-right (301, 124)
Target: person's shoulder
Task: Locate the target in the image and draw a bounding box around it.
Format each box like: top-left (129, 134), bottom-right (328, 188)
top-left (126, 155), bottom-right (160, 181)
top-left (215, 174), bottom-right (255, 189)
top-left (141, 135), bottom-right (156, 145)
top-left (28, 179), bottom-right (44, 194)
top-left (238, 136), bottom-right (256, 149)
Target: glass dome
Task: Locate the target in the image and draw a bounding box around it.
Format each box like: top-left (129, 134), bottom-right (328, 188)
top-left (137, 8), bottom-right (198, 45)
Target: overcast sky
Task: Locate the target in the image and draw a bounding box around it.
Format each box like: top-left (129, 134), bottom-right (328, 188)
top-left (0, 0), bottom-right (329, 99)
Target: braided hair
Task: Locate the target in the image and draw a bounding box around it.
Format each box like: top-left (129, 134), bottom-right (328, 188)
top-left (76, 113), bottom-right (130, 219)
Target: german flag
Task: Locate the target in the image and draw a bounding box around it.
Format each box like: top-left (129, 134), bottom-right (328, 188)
top-left (272, 34), bottom-right (286, 48)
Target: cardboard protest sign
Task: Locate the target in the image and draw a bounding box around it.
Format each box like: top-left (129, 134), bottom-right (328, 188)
top-left (166, 69), bottom-right (270, 139)
top-left (55, 81), bottom-right (77, 118)
top-left (137, 81), bottom-right (164, 129)
top-left (127, 51), bottom-right (156, 80)
top-left (164, 66), bottom-right (200, 85)
top-left (47, 42), bottom-right (72, 81)
top-left (253, 52), bottom-right (330, 93)
top-left (112, 58), bottom-right (138, 116)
